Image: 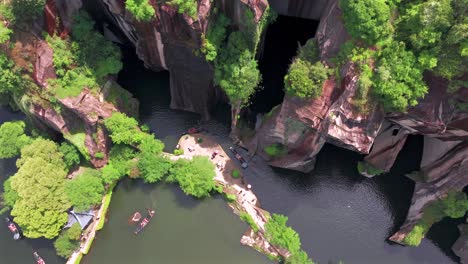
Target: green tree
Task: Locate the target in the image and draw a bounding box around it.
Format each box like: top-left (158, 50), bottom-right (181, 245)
top-left (125, 0), bottom-right (155, 21)
top-left (65, 169), bottom-right (105, 211)
top-left (286, 251), bottom-right (315, 264)
top-left (373, 42), bottom-right (428, 112)
top-left (265, 214), bottom-right (301, 253)
top-left (11, 0), bottom-right (45, 26)
top-left (166, 156), bottom-right (217, 198)
top-left (201, 13), bottom-right (230, 61)
top-left (284, 59), bottom-right (329, 98)
top-left (0, 121), bottom-right (31, 159)
top-left (59, 142), bottom-right (81, 171)
top-left (169, 0), bottom-right (198, 19)
top-left (339, 0), bottom-right (391, 44)
top-left (54, 229), bottom-right (79, 258)
top-left (1, 178), bottom-right (18, 213)
top-left (138, 134), bottom-right (164, 155)
top-left (104, 112), bottom-right (142, 145)
top-left (441, 192), bottom-right (468, 218)
top-left (0, 54), bottom-right (23, 95)
top-left (138, 153), bottom-right (172, 183)
top-left (0, 23), bottom-right (12, 43)
top-left (9, 139), bottom-right (70, 238)
top-left (101, 163), bottom-right (123, 184)
top-left (66, 223), bottom-right (82, 240)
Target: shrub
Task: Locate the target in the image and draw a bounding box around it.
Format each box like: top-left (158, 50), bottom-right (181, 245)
top-left (403, 224), bottom-right (425, 246)
top-left (54, 232), bottom-right (79, 258)
top-left (0, 23), bottom-right (12, 43)
top-left (0, 54), bottom-right (24, 96)
top-left (240, 212), bottom-right (259, 232)
top-left (166, 156), bottom-right (217, 198)
top-left (231, 169), bottom-right (240, 178)
top-left (224, 193), bottom-right (236, 203)
top-left (95, 152), bottom-right (104, 159)
top-left (264, 144), bottom-right (287, 158)
top-left (286, 250), bottom-right (315, 264)
top-left (174, 148), bottom-right (184, 156)
top-left (95, 183), bottom-right (116, 231)
top-left (125, 0), bottom-right (155, 21)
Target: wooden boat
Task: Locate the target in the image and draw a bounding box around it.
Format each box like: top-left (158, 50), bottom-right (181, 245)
top-left (134, 209), bottom-right (155, 235)
top-left (33, 251), bottom-right (45, 264)
top-left (5, 217), bottom-right (22, 240)
top-left (229, 147), bottom-right (248, 169)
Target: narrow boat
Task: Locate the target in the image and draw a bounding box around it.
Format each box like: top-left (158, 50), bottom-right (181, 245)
top-left (33, 251), bottom-right (46, 264)
top-left (5, 217), bottom-right (22, 240)
top-left (134, 209), bottom-right (155, 235)
top-left (229, 147), bottom-right (248, 169)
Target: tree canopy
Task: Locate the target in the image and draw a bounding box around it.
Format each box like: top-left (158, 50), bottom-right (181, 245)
top-left (10, 139), bottom-right (70, 238)
top-left (169, 0), bottom-right (198, 19)
top-left (138, 153), bottom-right (172, 183)
top-left (0, 121), bottom-right (31, 159)
top-left (339, 0), bottom-right (392, 45)
top-left (125, 0), bottom-right (155, 21)
top-left (59, 142), bottom-right (81, 171)
top-left (65, 169), bottom-right (104, 211)
top-left (166, 156), bottom-right (217, 198)
top-left (54, 223), bottom-right (81, 258)
top-left (104, 112), bottom-right (142, 145)
top-left (0, 54), bottom-right (24, 96)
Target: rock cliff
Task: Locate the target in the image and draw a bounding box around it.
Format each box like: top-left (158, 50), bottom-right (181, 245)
top-left (453, 219), bottom-right (468, 263)
top-left (11, 0), bottom-right (138, 167)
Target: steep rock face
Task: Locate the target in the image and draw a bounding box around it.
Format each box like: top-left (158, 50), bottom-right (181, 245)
top-left (360, 122), bottom-right (409, 175)
top-left (268, 0), bottom-right (328, 20)
top-left (251, 0), bottom-right (383, 172)
top-left (388, 73), bottom-right (468, 141)
top-left (99, 0), bottom-right (268, 120)
top-left (15, 0), bottom-right (138, 167)
top-left (389, 138), bottom-right (468, 244)
top-left (453, 220), bottom-right (468, 264)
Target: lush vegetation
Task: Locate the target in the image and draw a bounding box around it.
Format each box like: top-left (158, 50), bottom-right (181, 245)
top-left (404, 191), bottom-right (468, 246)
top-left (104, 112), bottom-right (141, 145)
top-left (9, 0), bottom-right (45, 26)
top-left (47, 11), bottom-right (122, 98)
top-left (169, 0), bottom-right (198, 19)
top-left (240, 212), bottom-right (259, 232)
top-left (102, 144), bottom-right (138, 184)
top-left (66, 169), bottom-right (105, 211)
top-left (284, 39), bottom-right (331, 99)
top-left (339, 0), bottom-right (391, 45)
top-left (0, 121), bottom-right (31, 158)
top-left (54, 223), bottom-right (81, 258)
top-left (0, 22), bottom-right (12, 43)
top-left (265, 214), bottom-right (314, 264)
top-left (9, 139), bottom-right (71, 238)
top-left (166, 156), bottom-right (217, 198)
top-left (125, 0), bottom-right (155, 22)
top-left (138, 153), bottom-right (172, 183)
top-left (95, 182), bottom-right (116, 231)
top-left (0, 54), bottom-right (24, 96)
top-left (59, 142), bottom-right (81, 171)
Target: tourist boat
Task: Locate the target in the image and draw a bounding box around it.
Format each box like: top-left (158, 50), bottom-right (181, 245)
top-left (5, 217), bottom-right (22, 240)
top-left (229, 147), bottom-right (248, 169)
top-left (33, 251), bottom-right (45, 264)
top-left (134, 209), bottom-right (155, 235)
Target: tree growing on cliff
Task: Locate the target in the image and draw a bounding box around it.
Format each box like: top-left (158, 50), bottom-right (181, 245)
top-left (125, 0), bottom-right (155, 22)
top-left (265, 214), bottom-right (302, 253)
top-left (10, 139), bottom-right (70, 239)
top-left (214, 32), bottom-right (261, 107)
top-left (11, 0), bottom-right (45, 26)
top-left (169, 0), bottom-right (198, 19)
top-left (0, 54), bottom-right (24, 96)
top-left (284, 59), bottom-right (330, 99)
top-left (104, 113), bottom-right (143, 145)
top-left (65, 169), bottom-right (105, 211)
top-left (339, 0), bottom-right (392, 45)
top-left (0, 23), bottom-right (12, 43)
top-left (0, 121), bottom-right (31, 159)
top-left (166, 156), bottom-right (217, 198)
top-left (373, 41), bottom-right (427, 112)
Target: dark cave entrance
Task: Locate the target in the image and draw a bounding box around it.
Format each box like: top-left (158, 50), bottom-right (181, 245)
top-left (249, 15), bottom-right (319, 114)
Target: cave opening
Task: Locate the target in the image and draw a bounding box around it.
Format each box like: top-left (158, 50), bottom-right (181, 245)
top-left (249, 15), bottom-right (319, 114)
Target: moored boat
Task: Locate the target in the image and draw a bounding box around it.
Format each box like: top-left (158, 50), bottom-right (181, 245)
top-left (5, 217), bottom-right (22, 240)
top-left (33, 251), bottom-right (45, 264)
top-left (134, 209), bottom-right (155, 235)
